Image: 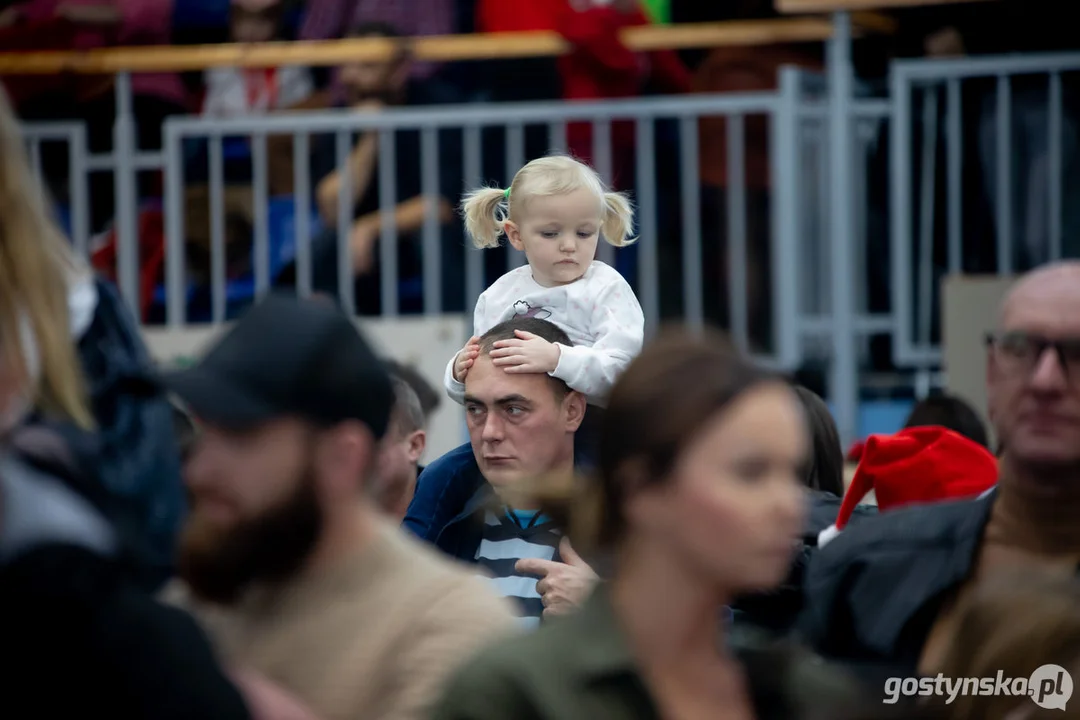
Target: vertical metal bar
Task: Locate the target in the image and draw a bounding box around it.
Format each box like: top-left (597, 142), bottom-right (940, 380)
top-left (251, 132), bottom-right (271, 299)
top-left (378, 129), bottom-right (399, 316)
top-left (421, 127), bottom-right (442, 313)
top-left (163, 122), bottom-right (187, 326)
top-left (208, 134), bottom-right (227, 323)
top-left (679, 114), bottom-right (703, 329)
top-left (28, 139), bottom-right (43, 194)
top-left (548, 121), bottom-right (567, 154)
top-left (726, 114), bottom-right (749, 352)
top-left (827, 11), bottom-right (858, 446)
top-left (592, 119), bottom-right (615, 267)
top-left (854, 121), bottom-right (869, 321)
top-left (917, 85), bottom-right (939, 347)
top-left (634, 117), bottom-right (659, 333)
top-left (113, 72), bottom-right (140, 314)
top-left (463, 124), bottom-right (484, 314)
top-left (816, 121), bottom-right (831, 314)
top-left (890, 65), bottom-right (914, 368)
top-left (995, 75), bottom-right (1012, 274)
top-left (771, 66), bottom-right (802, 370)
top-left (293, 133), bottom-right (312, 297)
top-left (335, 129), bottom-right (355, 316)
top-left (946, 78), bottom-right (963, 272)
top-left (1048, 71), bottom-right (1063, 261)
top-left (68, 126), bottom-right (91, 261)
top-left (505, 123), bottom-right (526, 270)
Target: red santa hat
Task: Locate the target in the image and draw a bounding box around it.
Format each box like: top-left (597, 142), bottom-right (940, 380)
top-left (818, 426), bottom-right (998, 547)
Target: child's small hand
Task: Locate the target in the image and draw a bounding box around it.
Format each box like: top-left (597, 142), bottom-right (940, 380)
top-left (490, 330), bottom-right (561, 374)
top-left (453, 336), bottom-right (481, 382)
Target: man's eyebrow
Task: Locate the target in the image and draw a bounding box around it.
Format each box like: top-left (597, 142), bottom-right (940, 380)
top-left (494, 394), bottom-right (530, 406)
top-left (462, 395), bottom-right (484, 406)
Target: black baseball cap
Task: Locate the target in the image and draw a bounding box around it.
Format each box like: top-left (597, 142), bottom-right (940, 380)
top-left (162, 293), bottom-right (394, 439)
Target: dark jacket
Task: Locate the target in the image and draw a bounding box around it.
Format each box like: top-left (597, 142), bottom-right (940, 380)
top-left (434, 585), bottom-right (892, 720)
top-left (799, 490), bottom-right (996, 675)
top-left (0, 426), bottom-right (249, 719)
top-left (74, 279), bottom-right (186, 591)
top-left (733, 491), bottom-right (877, 634)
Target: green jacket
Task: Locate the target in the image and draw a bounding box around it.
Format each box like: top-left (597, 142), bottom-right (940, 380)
top-left (432, 586), bottom-right (885, 720)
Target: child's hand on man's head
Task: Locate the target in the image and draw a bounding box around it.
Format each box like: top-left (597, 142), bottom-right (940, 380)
top-left (489, 330), bottom-right (561, 374)
top-left (452, 336), bottom-right (481, 382)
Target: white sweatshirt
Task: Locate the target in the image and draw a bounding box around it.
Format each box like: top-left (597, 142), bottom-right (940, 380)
top-left (444, 261), bottom-right (644, 408)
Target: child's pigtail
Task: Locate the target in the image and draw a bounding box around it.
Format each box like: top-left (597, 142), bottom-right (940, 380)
top-left (460, 187), bottom-right (509, 249)
top-left (601, 191), bottom-right (636, 247)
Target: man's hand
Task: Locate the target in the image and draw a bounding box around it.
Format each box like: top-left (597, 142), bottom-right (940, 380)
top-left (489, 330), bottom-right (561, 374)
top-left (453, 336), bottom-right (481, 383)
top-left (230, 669), bottom-right (323, 720)
top-left (351, 98), bottom-right (385, 113)
top-left (515, 538), bottom-right (599, 618)
top-left (348, 216), bottom-right (380, 275)
top-left (925, 26), bottom-right (965, 58)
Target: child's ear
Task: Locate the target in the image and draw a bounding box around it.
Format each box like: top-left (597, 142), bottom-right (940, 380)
top-left (505, 221), bottom-right (525, 252)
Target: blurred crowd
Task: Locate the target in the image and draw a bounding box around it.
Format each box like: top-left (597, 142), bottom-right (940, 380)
top-left (5, 64), bottom-right (1080, 719)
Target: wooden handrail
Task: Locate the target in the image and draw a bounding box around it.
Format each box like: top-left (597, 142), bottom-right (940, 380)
top-left (0, 16), bottom-right (890, 75)
top-left (777, 0), bottom-right (992, 13)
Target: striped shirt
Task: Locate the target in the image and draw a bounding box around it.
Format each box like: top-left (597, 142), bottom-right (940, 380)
top-left (474, 508), bottom-right (561, 630)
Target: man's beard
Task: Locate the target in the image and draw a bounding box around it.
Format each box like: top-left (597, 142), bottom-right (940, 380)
top-left (177, 466), bottom-right (322, 606)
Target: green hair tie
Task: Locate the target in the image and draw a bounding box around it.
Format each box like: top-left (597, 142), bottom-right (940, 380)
top-left (504, 187), bottom-right (511, 200)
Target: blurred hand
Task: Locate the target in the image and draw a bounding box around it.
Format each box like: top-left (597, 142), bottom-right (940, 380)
top-left (925, 27), bottom-right (965, 58)
top-left (352, 99), bottom-right (385, 113)
top-left (516, 538), bottom-right (599, 618)
top-left (230, 669), bottom-right (322, 720)
top-left (348, 217), bottom-right (380, 275)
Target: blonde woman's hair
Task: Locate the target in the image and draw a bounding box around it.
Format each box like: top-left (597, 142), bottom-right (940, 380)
top-left (461, 154), bottom-right (636, 250)
top-left (0, 86), bottom-right (94, 429)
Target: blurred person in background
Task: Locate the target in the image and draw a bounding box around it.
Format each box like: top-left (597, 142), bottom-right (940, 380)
top-left (201, 0), bottom-right (313, 119)
top-left (0, 85), bottom-right (185, 592)
top-left (802, 261), bottom-right (1080, 682)
top-left (2, 0), bottom-right (188, 231)
top-left (164, 294), bottom-right (515, 720)
top-left (383, 358), bottom-right (441, 421)
top-left (731, 385), bottom-right (876, 636)
top-left (276, 22), bottom-right (464, 313)
top-left (372, 375), bottom-right (427, 521)
top-left (933, 571), bottom-right (1080, 719)
top-left (298, 0), bottom-right (453, 82)
top-left (0, 92), bottom-right (305, 717)
top-left (903, 393), bottom-right (990, 451)
top-left (433, 327), bottom-right (887, 720)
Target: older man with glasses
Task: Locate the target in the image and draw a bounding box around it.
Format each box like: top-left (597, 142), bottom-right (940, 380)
top-left (799, 261), bottom-right (1080, 684)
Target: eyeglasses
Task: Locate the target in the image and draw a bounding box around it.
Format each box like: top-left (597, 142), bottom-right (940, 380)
top-left (985, 331), bottom-right (1080, 380)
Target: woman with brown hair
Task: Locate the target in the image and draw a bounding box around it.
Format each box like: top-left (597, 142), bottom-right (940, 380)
top-left (432, 327), bottom-right (890, 720)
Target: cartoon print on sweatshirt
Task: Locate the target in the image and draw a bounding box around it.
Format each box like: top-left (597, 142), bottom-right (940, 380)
top-left (513, 300), bottom-right (552, 321)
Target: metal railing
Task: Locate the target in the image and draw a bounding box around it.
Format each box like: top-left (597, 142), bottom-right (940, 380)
top-left (17, 50), bottom-right (1080, 447)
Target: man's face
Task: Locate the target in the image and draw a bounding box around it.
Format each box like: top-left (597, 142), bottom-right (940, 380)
top-left (987, 272), bottom-right (1080, 468)
top-left (464, 354), bottom-right (584, 492)
top-left (231, 6), bottom-right (279, 44)
top-left (371, 421), bottom-right (425, 521)
top-left (178, 418), bottom-right (323, 604)
top-left (339, 52), bottom-right (407, 105)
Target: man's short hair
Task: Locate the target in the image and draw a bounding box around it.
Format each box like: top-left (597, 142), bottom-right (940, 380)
top-left (389, 375), bottom-right (425, 436)
top-left (904, 394), bottom-right (990, 450)
top-left (347, 21), bottom-right (411, 63)
top-left (476, 318), bottom-right (573, 397)
top-left (383, 359), bottom-right (440, 419)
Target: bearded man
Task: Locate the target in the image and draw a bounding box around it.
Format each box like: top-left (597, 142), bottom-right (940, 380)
top-left (163, 294), bottom-right (514, 720)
